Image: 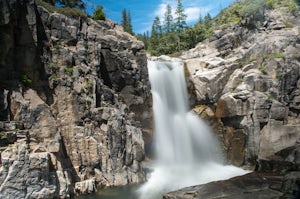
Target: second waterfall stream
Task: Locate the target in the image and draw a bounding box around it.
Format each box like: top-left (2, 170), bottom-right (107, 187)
top-left (138, 61), bottom-right (249, 199)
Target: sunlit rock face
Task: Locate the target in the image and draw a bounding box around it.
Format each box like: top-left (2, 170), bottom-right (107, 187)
top-left (0, 0), bottom-right (150, 198)
top-left (182, 6), bottom-right (300, 171)
top-left (163, 5), bottom-right (300, 199)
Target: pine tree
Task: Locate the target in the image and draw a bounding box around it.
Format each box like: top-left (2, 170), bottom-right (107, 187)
top-left (93, 5), bottom-right (106, 20)
top-left (164, 4), bottom-right (173, 33)
top-left (204, 13), bottom-right (212, 28)
top-left (174, 0), bottom-right (187, 33)
top-left (127, 10), bottom-right (133, 35)
top-left (149, 16), bottom-right (162, 55)
top-left (121, 9), bottom-right (133, 35)
top-left (122, 9), bottom-right (128, 31)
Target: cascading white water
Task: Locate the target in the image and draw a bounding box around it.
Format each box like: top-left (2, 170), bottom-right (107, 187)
top-left (138, 61), bottom-right (249, 199)
top-left (149, 61), bottom-right (220, 165)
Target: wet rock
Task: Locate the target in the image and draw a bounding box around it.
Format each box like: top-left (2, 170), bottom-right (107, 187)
top-left (164, 172), bottom-right (300, 199)
top-left (75, 178), bottom-right (97, 195)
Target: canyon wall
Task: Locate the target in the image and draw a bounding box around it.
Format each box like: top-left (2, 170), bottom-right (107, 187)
top-left (0, 0), bottom-right (150, 198)
top-left (165, 5), bottom-right (300, 199)
top-left (184, 6), bottom-right (300, 172)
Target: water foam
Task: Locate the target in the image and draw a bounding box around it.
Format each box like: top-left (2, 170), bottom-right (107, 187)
top-left (138, 61), bottom-right (249, 199)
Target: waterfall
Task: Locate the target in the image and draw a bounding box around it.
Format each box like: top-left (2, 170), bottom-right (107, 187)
top-left (149, 61), bottom-right (220, 165)
top-left (138, 61), bottom-right (249, 199)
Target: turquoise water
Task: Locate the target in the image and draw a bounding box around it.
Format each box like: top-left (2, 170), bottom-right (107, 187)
top-left (77, 186), bottom-right (140, 199)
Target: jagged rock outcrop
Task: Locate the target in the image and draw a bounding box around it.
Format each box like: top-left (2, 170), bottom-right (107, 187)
top-left (0, 0), bottom-right (150, 198)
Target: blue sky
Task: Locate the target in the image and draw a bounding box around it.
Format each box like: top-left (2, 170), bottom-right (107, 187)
top-left (83, 0), bottom-right (233, 34)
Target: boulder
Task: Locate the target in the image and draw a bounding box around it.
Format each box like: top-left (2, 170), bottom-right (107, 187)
top-left (164, 172), bottom-right (300, 199)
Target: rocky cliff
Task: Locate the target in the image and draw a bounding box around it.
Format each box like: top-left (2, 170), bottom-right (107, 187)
top-left (164, 3), bottom-right (300, 199)
top-left (0, 0), bottom-right (150, 198)
top-left (165, 4), bottom-right (300, 199)
top-left (184, 5), bottom-right (300, 171)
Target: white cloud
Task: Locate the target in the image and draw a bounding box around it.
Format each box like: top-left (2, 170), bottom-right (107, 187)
top-left (186, 6), bottom-right (211, 22)
top-left (154, 3), bottom-right (168, 19)
top-left (141, 0), bottom-right (223, 33)
top-left (153, 2), bottom-right (211, 23)
top-left (185, 7), bottom-right (201, 22)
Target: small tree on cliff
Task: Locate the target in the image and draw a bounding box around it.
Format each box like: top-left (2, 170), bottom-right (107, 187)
top-left (93, 5), bottom-right (106, 20)
top-left (121, 9), bottom-right (134, 35)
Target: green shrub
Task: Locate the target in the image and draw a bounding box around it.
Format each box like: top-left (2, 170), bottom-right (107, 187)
top-left (58, 7), bottom-right (88, 19)
top-left (86, 80), bottom-right (93, 89)
top-left (258, 65), bottom-right (268, 74)
top-left (269, 53), bottom-right (285, 59)
top-left (50, 74), bottom-right (58, 79)
top-left (93, 5), bottom-right (106, 20)
top-left (36, 0), bottom-right (88, 19)
top-left (283, 20), bottom-right (294, 28)
top-left (265, 0), bottom-right (277, 9)
top-left (20, 74), bottom-right (32, 85)
top-left (283, 0), bottom-right (298, 13)
top-left (64, 66), bottom-right (73, 75)
top-left (263, 52), bottom-right (285, 59)
top-left (238, 56), bottom-right (256, 67)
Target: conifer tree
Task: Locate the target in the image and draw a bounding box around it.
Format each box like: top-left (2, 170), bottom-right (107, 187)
top-left (121, 9), bottom-right (133, 35)
top-left (122, 9), bottom-right (128, 31)
top-left (174, 0), bottom-right (187, 33)
top-left (93, 5), bottom-right (106, 20)
top-left (164, 4), bottom-right (173, 33)
top-left (149, 16), bottom-right (162, 55)
top-left (127, 10), bottom-right (133, 35)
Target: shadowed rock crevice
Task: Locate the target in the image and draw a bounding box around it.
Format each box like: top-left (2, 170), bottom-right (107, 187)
top-left (99, 51), bottom-right (113, 89)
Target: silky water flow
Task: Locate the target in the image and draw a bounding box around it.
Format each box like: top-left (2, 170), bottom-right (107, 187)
top-left (137, 61), bottom-right (249, 199)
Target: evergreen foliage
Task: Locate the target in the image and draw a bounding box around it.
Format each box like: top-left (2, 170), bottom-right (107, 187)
top-left (164, 4), bottom-right (174, 33)
top-left (122, 9), bottom-right (134, 35)
top-left (174, 0), bottom-right (187, 33)
top-left (37, 0), bottom-right (87, 18)
top-left (215, 0), bottom-right (298, 25)
top-left (93, 5), bottom-right (106, 20)
top-left (138, 0), bottom-right (297, 56)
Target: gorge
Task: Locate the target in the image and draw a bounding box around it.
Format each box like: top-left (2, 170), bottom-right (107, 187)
top-left (138, 61), bottom-right (248, 199)
top-left (0, 0), bottom-right (299, 198)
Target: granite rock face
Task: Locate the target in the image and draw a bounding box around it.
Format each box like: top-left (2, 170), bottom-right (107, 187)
top-left (183, 6), bottom-right (300, 170)
top-left (0, 0), bottom-right (150, 198)
top-left (172, 5), bottom-right (300, 199)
